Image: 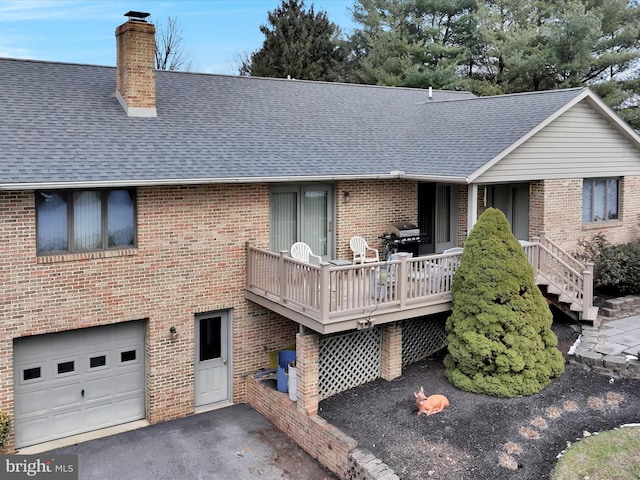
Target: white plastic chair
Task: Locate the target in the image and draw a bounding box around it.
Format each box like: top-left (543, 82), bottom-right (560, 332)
top-left (386, 252), bottom-right (413, 284)
top-left (350, 236), bottom-right (380, 264)
top-left (441, 246), bottom-right (463, 274)
top-left (290, 242), bottom-right (321, 265)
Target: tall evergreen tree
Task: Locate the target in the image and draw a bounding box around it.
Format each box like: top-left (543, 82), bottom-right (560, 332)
top-left (473, 0), bottom-right (603, 92)
top-left (239, 0), bottom-right (346, 81)
top-left (349, 0), bottom-right (479, 88)
top-left (444, 208), bottom-right (565, 398)
top-left (469, 1), bottom-right (640, 94)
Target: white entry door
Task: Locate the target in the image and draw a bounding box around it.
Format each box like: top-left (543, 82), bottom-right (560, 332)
top-left (13, 321), bottom-right (145, 448)
top-left (194, 311), bottom-right (230, 407)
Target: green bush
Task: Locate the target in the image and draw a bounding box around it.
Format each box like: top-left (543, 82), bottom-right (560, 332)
top-left (0, 409), bottom-right (10, 448)
top-left (444, 208), bottom-right (565, 397)
top-left (571, 233), bottom-right (640, 295)
top-left (595, 240), bottom-right (640, 295)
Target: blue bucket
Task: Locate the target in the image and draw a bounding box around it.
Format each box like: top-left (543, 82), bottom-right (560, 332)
top-left (276, 350), bottom-right (296, 393)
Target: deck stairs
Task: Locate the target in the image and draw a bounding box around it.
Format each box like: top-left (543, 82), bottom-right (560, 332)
top-left (528, 234), bottom-right (598, 323)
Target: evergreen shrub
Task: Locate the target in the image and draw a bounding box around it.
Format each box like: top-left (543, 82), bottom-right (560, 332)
top-left (574, 233), bottom-right (640, 295)
top-left (444, 208), bottom-right (565, 397)
top-left (0, 409), bottom-right (9, 448)
top-left (595, 240), bottom-right (640, 295)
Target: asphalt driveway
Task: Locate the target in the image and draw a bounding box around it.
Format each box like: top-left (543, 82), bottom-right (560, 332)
top-left (50, 404), bottom-right (335, 480)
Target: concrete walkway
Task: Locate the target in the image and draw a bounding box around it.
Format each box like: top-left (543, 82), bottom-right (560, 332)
top-left (574, 314), bottom-right (640, 378)
top-left (48, 404), bottom-right (335, 480)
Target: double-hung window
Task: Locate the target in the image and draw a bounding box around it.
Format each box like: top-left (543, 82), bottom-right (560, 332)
top-left (36, 189), bottom-right (136, 254)
top-left (582, 178), bottom-right (619, 224)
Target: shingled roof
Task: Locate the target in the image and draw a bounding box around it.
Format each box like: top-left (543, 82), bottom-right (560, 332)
top-left (0, 57), bottom-right (600, 189)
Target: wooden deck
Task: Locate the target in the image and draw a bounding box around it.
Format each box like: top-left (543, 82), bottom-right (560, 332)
top-left (246, 236), bottom-right (596, 334)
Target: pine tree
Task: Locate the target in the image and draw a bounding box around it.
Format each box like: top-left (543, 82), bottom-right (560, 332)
top-left (444, 208), bottom-right (565, 397)
top-left (239, 0), bottom-right (346, 81)
top-left (349, 0), bottom-right (478, 88)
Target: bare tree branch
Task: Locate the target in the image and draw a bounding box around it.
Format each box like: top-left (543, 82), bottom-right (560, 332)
top-left (153, 16), bottom-right (193, 71)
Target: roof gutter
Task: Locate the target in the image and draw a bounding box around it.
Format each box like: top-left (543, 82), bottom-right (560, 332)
top-left (0, 172), bottom-right (468, 190)
top-left (403, 174), bottom-right (469, 184)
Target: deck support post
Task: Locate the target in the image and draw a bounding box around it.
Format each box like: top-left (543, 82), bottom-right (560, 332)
top-left (380, 322), bottom-right (403, 381)
top-left (296, 330), bottom-right (319, 415)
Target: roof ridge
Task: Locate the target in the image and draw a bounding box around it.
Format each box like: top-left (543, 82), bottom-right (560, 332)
top-left (157, 68), bottom-right (475, 95)
top-left (0, 57), bottom-right (474, 96)
top-left (420, 87), bottom-right (587, 105)
top-left (0, 56), bottom-right (115, 70)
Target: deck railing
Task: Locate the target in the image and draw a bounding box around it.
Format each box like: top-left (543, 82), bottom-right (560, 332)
top-left (246, 236), bottom-right (597, 329)
top-left (247, 246), bottom-right (460, 324)
top-left (533, 234), bottom-right (595, 318)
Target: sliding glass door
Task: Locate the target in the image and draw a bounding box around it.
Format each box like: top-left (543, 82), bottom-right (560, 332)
top-left (270, 184), bottom-right (334, 259)
top-left (488, 183), bottom-right (529, 240)
top-left (419, 183), bottom-right (458, 253)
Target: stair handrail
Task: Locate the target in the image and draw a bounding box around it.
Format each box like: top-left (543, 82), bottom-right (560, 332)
top-left (536, 233), bottom-right (584, 273)
top-left (533, 233), bottom-right (595, 320)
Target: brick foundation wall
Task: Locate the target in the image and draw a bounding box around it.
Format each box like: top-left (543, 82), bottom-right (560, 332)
top-left (247, 374), bottom-right (402, 480)
top-left (247, 375), bottom-right (358, 479)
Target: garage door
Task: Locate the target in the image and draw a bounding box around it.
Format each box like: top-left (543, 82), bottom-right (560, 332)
top-left (14, 321), bottom-right (145, 448)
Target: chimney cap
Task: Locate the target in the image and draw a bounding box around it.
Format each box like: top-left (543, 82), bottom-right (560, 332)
top-left (124, 11), bottom-right (150, 22)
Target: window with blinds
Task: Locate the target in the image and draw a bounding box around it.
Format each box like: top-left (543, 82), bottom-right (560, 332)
top-left (583, 178), bottom-right (619, 224)
top-left (36, 189), bottom-right (136, 254)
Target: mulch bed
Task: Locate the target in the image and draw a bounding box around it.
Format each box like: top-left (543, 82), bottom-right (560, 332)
top-left (318, 320), bottom-right (640, 479)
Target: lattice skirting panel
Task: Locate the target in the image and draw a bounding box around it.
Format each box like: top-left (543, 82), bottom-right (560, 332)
top-left (319, 327), bottom-right (381, 400)
top-left (402, 313), bottom-right (449, 367)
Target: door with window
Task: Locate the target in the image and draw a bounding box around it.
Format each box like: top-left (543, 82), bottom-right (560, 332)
top-left (270, 184), bottom-right (334, 259)
top-left (194, 311), bottom-right (230, 407)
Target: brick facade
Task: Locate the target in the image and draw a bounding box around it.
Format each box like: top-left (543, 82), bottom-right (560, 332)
top-left (532, 176), bottom-right (640, 252)
top-left (459, 176), bottom-right (640, 253)
top-left (0, 180), bottom-right (421, 451)
top-left (0, 184), bottom-right (300, 451)
top-left (335, 179), bottom-right (418, 260)
top-left (3, 173), bottom-right (638, 452)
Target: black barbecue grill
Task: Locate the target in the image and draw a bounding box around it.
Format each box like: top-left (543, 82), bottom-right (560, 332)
top-left (380, 222), bottom-right (430, 256)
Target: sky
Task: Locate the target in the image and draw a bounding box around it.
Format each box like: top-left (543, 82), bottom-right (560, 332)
top-left (0, 0), bottom-right (355, 75)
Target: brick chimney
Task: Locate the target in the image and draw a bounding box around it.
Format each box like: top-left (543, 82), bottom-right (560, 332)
top-left (115, 12), bottom-right (157, 117)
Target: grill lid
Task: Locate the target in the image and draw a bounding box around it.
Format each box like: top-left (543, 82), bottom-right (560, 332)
top-left (387, 222), bottom-right (420, 237)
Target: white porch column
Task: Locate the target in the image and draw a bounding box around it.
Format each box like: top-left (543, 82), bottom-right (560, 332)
top-left (467, 183), bottom-right (478, 237)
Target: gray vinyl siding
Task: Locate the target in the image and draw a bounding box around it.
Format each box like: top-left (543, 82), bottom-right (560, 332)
top-left (476, 101), bottom-right (640, 183)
